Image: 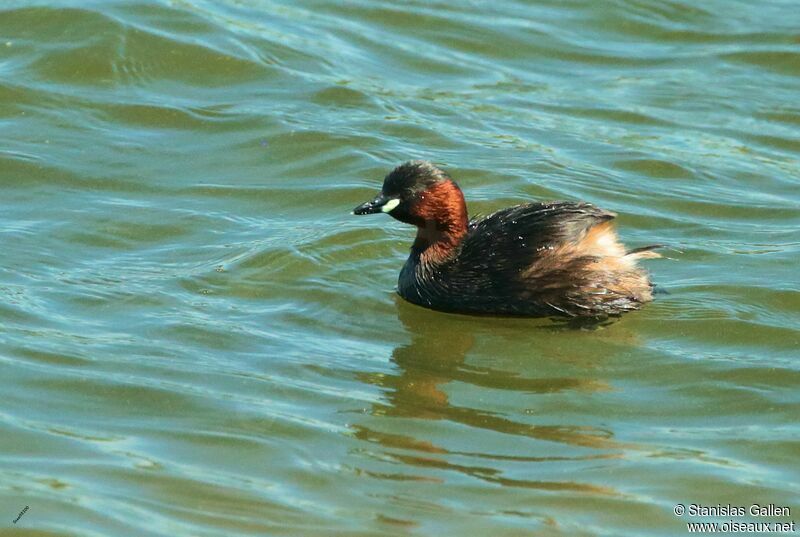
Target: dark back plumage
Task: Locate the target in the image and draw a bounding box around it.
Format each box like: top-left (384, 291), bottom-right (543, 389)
top-left (399, 201), bottom-right (653, 317)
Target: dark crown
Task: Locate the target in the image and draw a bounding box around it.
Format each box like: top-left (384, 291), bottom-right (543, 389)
top-left (382, 160), bottom-right (450, 196)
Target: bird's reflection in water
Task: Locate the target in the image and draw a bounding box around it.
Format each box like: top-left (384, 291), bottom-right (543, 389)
top-left (353, 299), bottom-right (640, 495)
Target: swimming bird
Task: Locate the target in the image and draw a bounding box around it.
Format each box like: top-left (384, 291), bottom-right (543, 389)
top-left (353, 160), bottom-right (660, 318)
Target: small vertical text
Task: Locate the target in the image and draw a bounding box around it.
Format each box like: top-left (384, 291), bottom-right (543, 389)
top-left (13, 505), bottom-right (29, 524)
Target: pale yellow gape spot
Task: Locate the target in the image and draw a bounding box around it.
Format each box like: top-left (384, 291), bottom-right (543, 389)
top-left (381, 198), bottom-right (400, 213)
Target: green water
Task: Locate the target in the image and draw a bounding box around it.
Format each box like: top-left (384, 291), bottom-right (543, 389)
top-left (1, 1), bottom-right (799, 535)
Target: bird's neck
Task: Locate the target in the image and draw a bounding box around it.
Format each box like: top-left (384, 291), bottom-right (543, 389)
top-left (411, 181), bottom-right (468, 264)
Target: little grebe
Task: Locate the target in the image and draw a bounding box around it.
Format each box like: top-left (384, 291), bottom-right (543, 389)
top-left (353, 160), bottom-right (660, 318)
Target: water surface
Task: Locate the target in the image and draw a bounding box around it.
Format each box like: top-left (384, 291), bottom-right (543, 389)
top-left (1, 1), bottom-right (799, 535)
